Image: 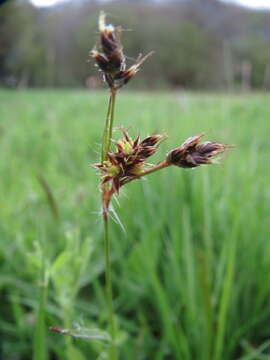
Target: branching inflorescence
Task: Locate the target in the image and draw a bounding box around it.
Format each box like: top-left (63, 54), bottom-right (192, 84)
top-left (91, 12), bottom-right (232, 359)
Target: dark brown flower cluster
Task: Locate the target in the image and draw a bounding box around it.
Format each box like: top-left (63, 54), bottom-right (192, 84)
top-left (95, 130), bottom-right (166, 192)
top-left (90, 12), bottom-right (153, 89)
top-left (167, 134), bottom-right (231, 168)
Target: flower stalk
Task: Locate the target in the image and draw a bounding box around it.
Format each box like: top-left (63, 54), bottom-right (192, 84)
top-left (103, 213), bottom-right (117, 360)
top-left (101, 88), bottom-right (118, 359)
top-left (91, 12), bottom-right (156, 358)
top-left (101, 88), bottom-right (117, 163)
top-left (120, 159), bottom-right (170, 186)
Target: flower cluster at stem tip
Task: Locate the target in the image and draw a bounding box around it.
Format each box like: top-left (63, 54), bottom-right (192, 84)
top-left (90, 11), bottom-right (153, 89)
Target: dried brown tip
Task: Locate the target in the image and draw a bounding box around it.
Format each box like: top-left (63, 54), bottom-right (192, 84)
top-left (167, 134), bottom-right (233, 168)
top-left (113, 51), bottom-right (155, 88)
top-left (140, 134), bottom-right (166, 147)
top-left (136, 51), bottom-right (155, 66)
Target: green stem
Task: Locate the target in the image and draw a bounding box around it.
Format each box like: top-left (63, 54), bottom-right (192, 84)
top-left (101, 87), bottom-right (118, 359)
top-left (104, 216), bottom-right (117, 360)
top-left (108, 89), bottom-right (116, 153)
top-left (33, 266), bottom-right (49, 360)
top-left (101, 88), bottom-right (117, 163)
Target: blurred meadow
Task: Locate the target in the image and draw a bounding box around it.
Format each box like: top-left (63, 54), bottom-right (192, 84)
top-left (1, 0), bottom-right (270, 359)
top-left (1, 89), bottom-right (270, 359)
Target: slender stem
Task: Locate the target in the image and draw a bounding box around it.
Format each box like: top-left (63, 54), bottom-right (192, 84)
top-left (103, 215), bottom-right (117, 360)
top-left (121, 160), bottom-right (170, 186)
top-left (33, 266), bottom-right (49, 360)
top-left (101, 87), bottom-right (118, 359)
top-left (101, 88), bottom-right (117, 163)
top-left (136, 160), bottom-right (170, 177)
top-left (101, 94), bottom-right (112, 162)
top-left (108, 88), bottom-right (116, 153)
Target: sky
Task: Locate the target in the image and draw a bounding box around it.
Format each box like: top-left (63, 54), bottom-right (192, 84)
top-left (29, 0), bottom-right (270, 9)
top-left (30, 0), bottom-right (65, 6)
top-left (221, 0), bottom-right (270, 8)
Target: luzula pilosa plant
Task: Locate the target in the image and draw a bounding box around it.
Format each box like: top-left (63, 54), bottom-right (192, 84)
top-left (91, 12), bottom-right (232, 359)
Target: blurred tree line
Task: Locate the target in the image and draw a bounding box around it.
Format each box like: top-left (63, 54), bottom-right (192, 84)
top-left (1, 0), bottom-right (270, 90)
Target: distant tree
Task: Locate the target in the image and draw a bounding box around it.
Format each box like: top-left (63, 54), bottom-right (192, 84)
top-left (1, 0), bottom-right (270, 89)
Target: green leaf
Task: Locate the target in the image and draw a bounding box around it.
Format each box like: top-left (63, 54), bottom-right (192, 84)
top-left (50, 326), bottom-right (111, 342)
top-left (50, 251), bottom-right (71, 277)
top-left (67, 345), bottom-right (87, 360)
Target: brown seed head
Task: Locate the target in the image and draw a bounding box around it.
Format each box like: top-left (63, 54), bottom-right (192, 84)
top-left (94, 130), bottom-right (167, 192)
top-left (167, 134), bottom-right (232, 168)
top-left (93, 12), bottom-right (125, 74)
top-left (90, 12), bottom-right (153, 89)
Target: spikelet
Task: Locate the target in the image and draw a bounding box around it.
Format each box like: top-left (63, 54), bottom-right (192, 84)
top-left (167, 134), bottom-right (233, 168)
top-left (90, 12), bottom-right (153, 89)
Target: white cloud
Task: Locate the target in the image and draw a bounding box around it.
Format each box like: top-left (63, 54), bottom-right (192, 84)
top-left (222, 0), bottom-right (270, 9)
top-left (29, 0), bottom-right (270, 9)
top-left (29, 0), bottom-right (67, 7)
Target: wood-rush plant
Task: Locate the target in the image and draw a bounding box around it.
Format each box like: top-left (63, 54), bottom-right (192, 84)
top-left (50, 12), bottom-right (232, 360)
top-left (91, 12), bottom-right (232, 360)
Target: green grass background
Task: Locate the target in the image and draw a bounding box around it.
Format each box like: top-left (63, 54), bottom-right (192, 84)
top-left (1, 90), bottom-right (270, 360)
